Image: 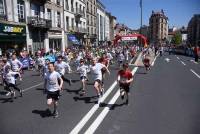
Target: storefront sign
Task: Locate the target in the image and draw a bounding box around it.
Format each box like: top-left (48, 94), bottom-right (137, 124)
top-left (121, 36), bottom-right (137, 41)
top-left (0, 23), bottom-right (26, 34)
top-left (3, 26), bottom-right (24, 33)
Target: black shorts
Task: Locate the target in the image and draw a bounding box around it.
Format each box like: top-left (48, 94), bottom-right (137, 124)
top-left (47, 91), bottom-right (60, 101)
top-left (94, 79), bottom-right (102, 85)
top-left (119, 83), bottom-right (130, 93)
top-left (80, 76), bottom-right (87, 81)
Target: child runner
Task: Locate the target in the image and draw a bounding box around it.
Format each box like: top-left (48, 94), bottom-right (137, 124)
top-left (44, 63), bottom-right (63, 118)
top-left (117, 63), bottom-right (133, 105)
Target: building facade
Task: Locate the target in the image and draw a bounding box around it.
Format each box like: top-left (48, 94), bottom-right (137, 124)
top-left (149, 10), bottom-right (168, 44)
top-left (63, 0), bottom-right (87, 47)
top-left (109, 14), bottom-right (116, 41)
top-left (188, 14), bottom-right (200, 46)
top-left (105, 12), bottom-right (110, 42)
top-left (96, 0), bottom-right (105, 44)
top-left (86, 0), bottom-right (97, 46)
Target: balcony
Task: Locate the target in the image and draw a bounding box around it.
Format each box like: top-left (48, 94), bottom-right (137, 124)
top-left (69, 27), bottom-right (87, 33)
top-left (74, 8), bottom-right (85, 18)
top-left (27, 16), bottom-right (52, 28)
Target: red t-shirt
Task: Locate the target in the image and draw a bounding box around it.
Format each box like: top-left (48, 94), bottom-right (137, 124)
top-left (99, 57), bottom-right (109, 66)
top-left (118, 69), bottom-right (133, 81)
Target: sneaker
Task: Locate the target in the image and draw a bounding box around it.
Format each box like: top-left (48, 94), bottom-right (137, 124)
top-left (100, 88), bottom-right (104, 96)
top-left (6, 92), bottom-right (11, 96)
top-left (80, 90), bottom-right (86, 96)
top-left (20, 90), bottom-right (23, 97)
top-left (120, 90), bottom-right (125, 100)
top-left (53, 110), bottom-right (59, 118)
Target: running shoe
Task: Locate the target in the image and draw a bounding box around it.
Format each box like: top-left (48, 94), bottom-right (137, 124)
top-left (6, 92), bottom-right (11, 96)
top-left (53, 110), bottom-right (59, 118)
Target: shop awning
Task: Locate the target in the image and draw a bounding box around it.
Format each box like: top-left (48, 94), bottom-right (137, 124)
top-left (68, 34), bottom-right (80, 45)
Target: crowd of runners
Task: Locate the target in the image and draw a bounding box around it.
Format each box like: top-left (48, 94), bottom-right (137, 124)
top-left (0, 43), bottom-right (149, 118)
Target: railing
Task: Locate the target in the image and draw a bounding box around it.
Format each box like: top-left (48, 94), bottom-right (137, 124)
top-left (27, 16), bottom-right (52, 28)
top-left (74, 8), bottom-right (85, 17)
top-left (69, 26), bottom-right (87, 33)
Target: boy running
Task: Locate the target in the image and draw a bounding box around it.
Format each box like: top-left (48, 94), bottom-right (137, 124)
top-left (44, 63), bottom-right (63, 118)
top-left (117, 63), bottom-right (133, 105)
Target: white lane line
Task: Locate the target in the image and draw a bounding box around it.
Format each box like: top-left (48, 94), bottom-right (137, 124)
top-left (181, 61), bottom-right (186, 66)
top-left (177, 57), bottom-right (180, 60)
top-left (69, 57), bottom-right (136, 134)
top-left (190, 69), bottom-right (200, 79)
top-left (69, 81), bottom-right (117, 134)
top-left (151, 55), bottom-right (158, 66)
top-left (22, 82), bottom-right (43, 92)
top-left (84, 67), bottom-right (138, 134)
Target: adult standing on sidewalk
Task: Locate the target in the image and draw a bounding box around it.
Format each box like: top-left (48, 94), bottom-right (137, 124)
top-left (194, 45), bottom-right (199, 62)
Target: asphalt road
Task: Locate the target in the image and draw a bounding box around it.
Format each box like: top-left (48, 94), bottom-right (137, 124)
top-left (0, 53), bottom-right (200, 134)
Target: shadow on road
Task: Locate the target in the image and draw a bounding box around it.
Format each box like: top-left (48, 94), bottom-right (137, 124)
top-left (32, 109), bottom-right (53, 118)
top-left (66, 88), bottom-right (82, 95)
top-left (0, 97), bottom-right (14, 103)
top-left (99, 102), bottom-right (127, 110)
top-left (73, 95), bottom-right (99, 104)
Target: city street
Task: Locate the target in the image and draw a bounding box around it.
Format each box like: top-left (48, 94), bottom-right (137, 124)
top-left (0, 53), bottom-right (200, 134)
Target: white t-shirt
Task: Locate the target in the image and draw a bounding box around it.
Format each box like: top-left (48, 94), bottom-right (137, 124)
top-left (90, 63), bottom-right (105, 81)
top-left (77, 65), bottom-right (88, 77)
top-left (54, 61), bottom-right (70, 75)
top-left (3, 62), bottom-right (11, 78)
top-left (36, 57), bottom-right (45, 66)
top-left (10, 59), bottom-right (23, 72)
top-left (5, 71), bottom-right (18, 84)
top-left (45, 71), bottom-right (61, 92)
top-left (118, 53), bottom-right (125, 61)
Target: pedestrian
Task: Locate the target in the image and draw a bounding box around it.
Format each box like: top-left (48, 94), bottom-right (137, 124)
top-left (194, 45), bottom-right (199, 62)
top-left (54, 56), bottom-right (72, 87)
top-left (44, 63), bottom-right (63, 118)
top-left (4, 66), bottom-right (23, 100)
top-left (117, 63), bottom-right (133, 105)
top-left (10, 54), bottom-right (23, 82)
top-left (77, 59), bottom-right (89, 96)
top-left (90, 58), bottom-right (110, 102)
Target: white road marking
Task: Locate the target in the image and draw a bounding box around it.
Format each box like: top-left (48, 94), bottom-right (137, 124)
top-left (84, 67), bottom-right (138, 134)
top-left (151, 55), bottom-right (158, 66)
top-left (70, 57), bottom-right (137, 134)
top-left (22, 82), bottom-right (43, 92)
top-left (69, 80), bottom-right (117, 134)
top-left (181, 61), bottom-right (186, 66)
top-left (177, 57), bottom-right (180, 60)
top-left (190, 69), bottom-right (200, 79)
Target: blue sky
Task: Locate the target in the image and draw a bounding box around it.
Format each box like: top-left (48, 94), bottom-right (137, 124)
top-left (101, 0), bottom-right (200, 29)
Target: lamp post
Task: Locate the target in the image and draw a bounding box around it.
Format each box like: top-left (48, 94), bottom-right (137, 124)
top-left (139, 0), bottom-right (143, 45)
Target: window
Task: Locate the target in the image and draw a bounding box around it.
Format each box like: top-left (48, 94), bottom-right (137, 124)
top-left (65, 0), bottom-right (69, 10)
top-left (75, 2), bottom-right (78, 13)
top-left (66, 16), bottom-right (69, 30)
top-left (17, 0), bottom-right (25, 22)
top-left (72, 18), bottom-right (74, 28)
top-left (0, 0), bottom-right (5, 15)
top-left (47, 9), bottom-right (51, 20)
top-left (57, 0), bottom-right (60, 6)
top-left (83, 7), bottom-right (85, 17)
top-left (71, 0), bottom-right (74, 12)
top-left (57, 12), bottom-right (61, 27)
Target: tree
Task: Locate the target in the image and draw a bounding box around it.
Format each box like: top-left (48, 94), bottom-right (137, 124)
top-left (171, 32), bottom-right (182, 45)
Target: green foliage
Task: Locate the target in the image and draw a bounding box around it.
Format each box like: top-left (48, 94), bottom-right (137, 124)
top-left (171, 32), bottom-right (182, 45)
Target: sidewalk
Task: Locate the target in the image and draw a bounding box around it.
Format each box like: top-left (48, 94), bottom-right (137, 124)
top-left (134, 49), bottom-right (155, 67)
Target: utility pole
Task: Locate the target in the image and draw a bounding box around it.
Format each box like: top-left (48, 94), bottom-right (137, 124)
top-left (140, 0), bottom-right (143, 34)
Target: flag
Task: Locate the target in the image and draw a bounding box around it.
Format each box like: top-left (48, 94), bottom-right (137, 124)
top-left (140, 0), bottom-right (142, 8)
